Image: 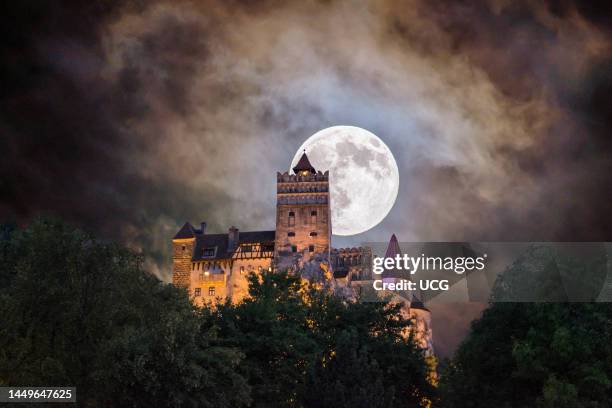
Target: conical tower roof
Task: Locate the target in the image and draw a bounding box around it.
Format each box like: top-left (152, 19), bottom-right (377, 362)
top-left (385, 233), bottom-right (401, 258)
top-left (382, 234), bottom-right (402, 279)
top-left (292, 150), bottom-right (316, 174)
top-left (173, 222), bottom-right (195, 239)
top-left (384, 233), bottom-right (427, 309)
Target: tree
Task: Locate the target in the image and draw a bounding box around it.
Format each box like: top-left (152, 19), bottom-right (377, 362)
top-left (0, 218), bottom-right (250, 407)
top-left (439, 303), bottom-right (612, 407)
top-left (204, 271), bottom-right (436, 407)
top-left (0, 218), bottom-right (435, 407)
top-left (441, 243), bottom-right (612, 407)
top-left (304, 286), bottom-right (435, 408)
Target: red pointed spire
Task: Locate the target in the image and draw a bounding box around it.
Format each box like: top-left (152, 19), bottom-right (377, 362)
top-left (384, 233), bottom-right (401, 258)
top-left (292, 150), bottom-right (316, 175)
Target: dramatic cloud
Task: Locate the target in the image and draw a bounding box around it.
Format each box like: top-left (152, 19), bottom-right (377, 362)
top-left (1, 0), bottom-right (611, 356)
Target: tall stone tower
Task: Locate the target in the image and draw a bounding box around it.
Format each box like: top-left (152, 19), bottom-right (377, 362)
top-left (275, 151), bottom-right (331, 263)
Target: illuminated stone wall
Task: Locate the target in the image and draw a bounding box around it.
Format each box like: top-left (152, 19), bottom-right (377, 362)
top-left (172, 238), bottom-right (195, 288)
top-left (275, 171), bottom-right (331, 262)
top-left (189, 259), bottom-right (231, 306)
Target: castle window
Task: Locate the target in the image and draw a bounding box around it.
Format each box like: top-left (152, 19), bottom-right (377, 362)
top-left (289, 211), bottom-right (295, 227)
top-left (182, 245), bottom-right (186, 251)
top-left (309, 245), bottom-right (315, 252)
top-left (199, 272), bottom-right (204, 280)
top-left (287, 231), bottom-right (295, 237)
top-left (240, 266), bottom-right (245, 275)
top-left (291, 245), bottom-right (297, 253)
top-left (202, 247), bottom-right (216, 258)
top-left (288, 211), bottom-right (295, 226)
top-left (309, 231), bottom-right (317, 237)
top-left (208, 286), bottom-right (215, 296)
top-left (194, 288), bottom-right (201, 297)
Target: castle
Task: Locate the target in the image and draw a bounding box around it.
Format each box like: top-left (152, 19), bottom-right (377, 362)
top-left (171, 151), bottom-right (433, 355)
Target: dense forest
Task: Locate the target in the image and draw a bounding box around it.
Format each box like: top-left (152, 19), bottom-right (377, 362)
top-left (1, 219), bottom-right (611, 407)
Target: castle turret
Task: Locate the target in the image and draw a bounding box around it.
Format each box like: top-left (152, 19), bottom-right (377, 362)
top-left (172, 222), bottom-right (198, 288)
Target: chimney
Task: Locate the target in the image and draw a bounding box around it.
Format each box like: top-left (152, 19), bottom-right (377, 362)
top-left (200, 222), bottom-right (207, 234)
top-left (228, 226), bottom-right (239, 252)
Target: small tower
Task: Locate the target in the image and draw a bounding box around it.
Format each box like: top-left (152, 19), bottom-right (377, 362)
top-left (172, 222), bottom-right (200, 288)
top-left (383, 234), bottom-right (434, 356)
top-left (275, 150), bottom-right (331, 262)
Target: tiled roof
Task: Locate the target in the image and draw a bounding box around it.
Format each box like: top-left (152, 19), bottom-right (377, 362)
top-left (382, 234), bottom-right (404, 279)
top-left (173, 222), bottom-right (196, 239)
top-left (192, 230), bottom-right (275, 261)
top-left (385, 233), bottom-right (401, 258)
top-left (238, 230), bottom-right (276, 244)
top-left (292, 151), bottom-right (316, 174)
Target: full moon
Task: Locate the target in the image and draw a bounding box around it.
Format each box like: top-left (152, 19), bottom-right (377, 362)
top-left (290, 126), bottom-right (399, 236)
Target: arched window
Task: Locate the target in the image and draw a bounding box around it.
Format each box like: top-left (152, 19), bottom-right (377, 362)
top-left (311, 210), bottom-right (317, 224)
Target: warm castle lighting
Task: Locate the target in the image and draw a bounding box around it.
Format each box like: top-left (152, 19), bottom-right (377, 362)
top-left (170, 149), bottom-right (434, 359)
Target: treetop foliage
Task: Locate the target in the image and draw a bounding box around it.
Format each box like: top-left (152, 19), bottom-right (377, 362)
top-left (0, 218), bottom-right (434, 407)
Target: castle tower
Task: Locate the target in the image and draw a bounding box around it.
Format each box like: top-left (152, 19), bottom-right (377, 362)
top-left (383, 234), bottom-right (434, 356)
top-left (172, 222), bottom-right (201, 288)
top-left (275, 151), bottom-right (331, 263)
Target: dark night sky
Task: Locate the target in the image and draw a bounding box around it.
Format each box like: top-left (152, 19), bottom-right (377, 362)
top-left (1, 0), bottom-right (611, 357)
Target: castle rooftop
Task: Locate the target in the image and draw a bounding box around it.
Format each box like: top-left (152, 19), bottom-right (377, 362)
top-left (192, 230), bottom-right (275, 261)
top-left (292, 150), bottom-right (316, 175)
